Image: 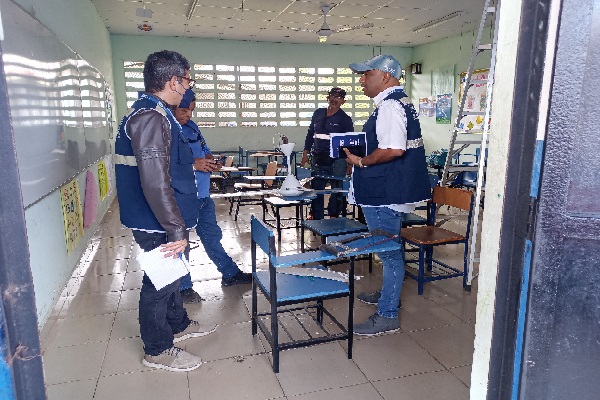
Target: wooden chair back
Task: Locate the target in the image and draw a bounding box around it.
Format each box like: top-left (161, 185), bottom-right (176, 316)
top-left (432, 186), bottom-right (473, 211)
top-left (264, 161), bottom-right (278, 187)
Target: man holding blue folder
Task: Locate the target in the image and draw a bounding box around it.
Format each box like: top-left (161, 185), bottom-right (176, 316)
top-left (345, 55), bottom-right (431, 336)
top-left (301, 87), bottom-right (354, 219)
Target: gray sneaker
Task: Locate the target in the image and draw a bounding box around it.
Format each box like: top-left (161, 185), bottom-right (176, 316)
top-left (357, 291), bottom-right (402, 308)
top-left (142, 346), bottom-right (202, 372)
top-left (354, 313), bottom-right (400, 336)
top-left (173, 320), bottom-right (217, 343)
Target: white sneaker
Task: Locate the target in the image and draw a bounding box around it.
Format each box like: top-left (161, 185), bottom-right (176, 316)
top-left (142, 346), bottom-right (202, 372)
top-left (173, 320), bottom-right (217, 343)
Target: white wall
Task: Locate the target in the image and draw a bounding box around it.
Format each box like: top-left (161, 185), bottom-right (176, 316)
top-left (7, 0), bottom-right (117, 326)
top-left (470, 0), bottom-right (522, 397)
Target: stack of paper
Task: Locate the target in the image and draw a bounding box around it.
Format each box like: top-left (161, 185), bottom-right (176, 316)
top-left (136, 247), bottom-right (189, 290)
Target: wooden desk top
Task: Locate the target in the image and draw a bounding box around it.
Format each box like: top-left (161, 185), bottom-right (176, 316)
top-left (244, 175), bottom-right (286, 181)
top-left (219, 166), bottom-right (257, 172)
top-left (249, 151), bottom-right (283, 157)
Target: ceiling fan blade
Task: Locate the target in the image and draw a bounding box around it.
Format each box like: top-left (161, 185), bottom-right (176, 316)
top-left (334, 22), bottom-right (374, 33)
top-left (286, 26), bottom-right (315, 33)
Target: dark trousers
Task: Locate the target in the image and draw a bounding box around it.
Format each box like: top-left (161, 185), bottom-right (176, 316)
top-left (310, 158), bottom-right (347, 219)
top-left (133, 230), bottom-right (191, 356)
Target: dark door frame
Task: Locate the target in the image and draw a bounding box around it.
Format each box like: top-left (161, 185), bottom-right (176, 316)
top-left (486, 0), bottom-right (557, 398)
top-left (0, 40), bottom-right (47, 398)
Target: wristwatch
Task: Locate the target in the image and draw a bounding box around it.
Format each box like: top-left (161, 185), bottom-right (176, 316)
top-left (358, 157), bottom-right (367, 168)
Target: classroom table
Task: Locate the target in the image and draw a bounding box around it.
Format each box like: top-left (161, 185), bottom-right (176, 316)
top-left (247, 150), bottom-right (297, 174)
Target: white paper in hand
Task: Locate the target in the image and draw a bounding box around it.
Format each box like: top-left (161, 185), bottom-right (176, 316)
top-left (137, 247), bottom-right (189, 290)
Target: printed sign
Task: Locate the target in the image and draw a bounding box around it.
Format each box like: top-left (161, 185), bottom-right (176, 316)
top-left (60, 179), bottom-right (84, 254)
top-left (98, 160), bottom-right (109, 200)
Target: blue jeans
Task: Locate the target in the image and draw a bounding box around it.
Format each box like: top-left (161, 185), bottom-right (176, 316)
top-left (311, 158), bottom-right (347, 219)
top-left (361, 206), bottom-right (404, 319)
top-left (180, 197), bottom-right (241, 290)
top-left (133, 230), bottom-right (191, 356)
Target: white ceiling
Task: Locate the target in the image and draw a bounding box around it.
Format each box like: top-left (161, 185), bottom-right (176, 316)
top-left (92, 0), bottom-right (488, 46)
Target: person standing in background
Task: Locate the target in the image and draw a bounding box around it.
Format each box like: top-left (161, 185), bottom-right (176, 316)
top-left (301, 87), bottom-right (354, 220)
top-left (175, 89), bottom-right (252, 304)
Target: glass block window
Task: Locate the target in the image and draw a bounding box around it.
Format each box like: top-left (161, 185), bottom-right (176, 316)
top-left (125, 61), bottom-right (407, 127)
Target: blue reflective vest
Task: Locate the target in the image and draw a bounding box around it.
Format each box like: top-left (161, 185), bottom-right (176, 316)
top-left (182, 120), bottom-right (211, 199)
top-left (115, 95), bottom-right (197, 232)
top-left (353, 89), bottom-right (430, 206)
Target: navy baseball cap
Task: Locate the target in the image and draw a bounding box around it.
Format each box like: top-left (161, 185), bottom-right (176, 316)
top-left (349, 55), bottom-right (402, 79)
top-left (179, 88), bottom-right (196, 108)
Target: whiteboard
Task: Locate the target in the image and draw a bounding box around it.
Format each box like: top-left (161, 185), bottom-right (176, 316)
top-left (0, 0), bottom-right (111, 207)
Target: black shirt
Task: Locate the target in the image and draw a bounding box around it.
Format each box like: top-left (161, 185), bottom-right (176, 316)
top-left (303, 107), bottom-right (354, 154)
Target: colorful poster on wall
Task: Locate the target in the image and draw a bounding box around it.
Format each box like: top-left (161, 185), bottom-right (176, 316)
top-left (84, 170), bottom-right (99, 228)
top-left (104, 154), bottom-right (114, 198)
top-left (60, 179), bottom-right (84, 254)
top-left (98, 160), bottom-right (109, 200)
top-left (436, 93), bottom-right (452, 124)
top-left (458, 68), bottom-right (490, 132)
top-left (419, 97), bottom-right (437, 117)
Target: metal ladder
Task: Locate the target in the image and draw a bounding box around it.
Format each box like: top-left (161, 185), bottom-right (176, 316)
top-left (440, 0), bottom-right (500, 290)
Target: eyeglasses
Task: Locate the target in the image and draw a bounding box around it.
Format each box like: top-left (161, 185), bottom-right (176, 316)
top-left (176, 76), bottom-right (196, 89)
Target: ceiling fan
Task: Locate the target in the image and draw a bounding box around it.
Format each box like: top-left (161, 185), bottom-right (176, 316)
top-left (290, 3), bottom-right (374, 42)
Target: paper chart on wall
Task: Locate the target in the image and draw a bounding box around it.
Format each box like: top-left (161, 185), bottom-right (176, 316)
top-left (60, 179), bottom-right (84, 254)
top-left (458, 68), bottom-right (490, 132)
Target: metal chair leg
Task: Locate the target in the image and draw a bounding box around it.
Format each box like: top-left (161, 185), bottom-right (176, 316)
top-left (271, 301), bottom-right (279, 373)
top-left (316, 299), bottom-right (324, 324)
top-left (251, 278), bottom-right (258, 335)
top-left (418, 246), bottom-right (426, 295)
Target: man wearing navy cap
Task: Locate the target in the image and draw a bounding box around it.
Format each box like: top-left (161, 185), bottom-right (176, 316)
top-left (301, 87), bottom-right (354, 220)
top-left (344, 55), bottom-right (430, 335)
top-left (175, 89), bottom-right (252, 304)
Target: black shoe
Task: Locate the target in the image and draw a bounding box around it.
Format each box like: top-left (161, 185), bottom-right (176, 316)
top-left (221, 271), bottom-right (252, 286)
top-left (356, 291), bottom-right (402, 308)
top-left (180, 288), bottom-right (204, 304)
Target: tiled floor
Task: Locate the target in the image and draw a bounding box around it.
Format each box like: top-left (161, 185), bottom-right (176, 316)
top-left (41, 198), bottom-right (476, 400)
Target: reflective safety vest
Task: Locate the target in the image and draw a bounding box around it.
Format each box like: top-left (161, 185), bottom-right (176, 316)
top-left (115, 94), bottom-right (197, 232)
top-left (353, 89), bottom-right (430, 206)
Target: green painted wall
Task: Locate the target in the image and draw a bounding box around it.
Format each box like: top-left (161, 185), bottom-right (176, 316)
top-left (110, 35), bottom-right (412, 151)
top-left (411, 27), bottom-right (493, 153)
top-left (111, 30), bottom-right (492, 155)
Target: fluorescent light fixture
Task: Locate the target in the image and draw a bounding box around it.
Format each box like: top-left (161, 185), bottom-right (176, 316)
top-left (136, 8), bottom-right (153, 18)
top-left (186, 0), bottom-right (200, 20)
top-left (413, 11), bottom-right (463, 33)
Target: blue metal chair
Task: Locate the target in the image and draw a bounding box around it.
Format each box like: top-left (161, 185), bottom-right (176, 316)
top-left (251, 215), bottom-right (350, 373)
top-left (401, 186), bottom-right (475, 295)
top-left (251, 215), bottom-right (404, 372)
top-left (301, 217), bottom-right (371, 270)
